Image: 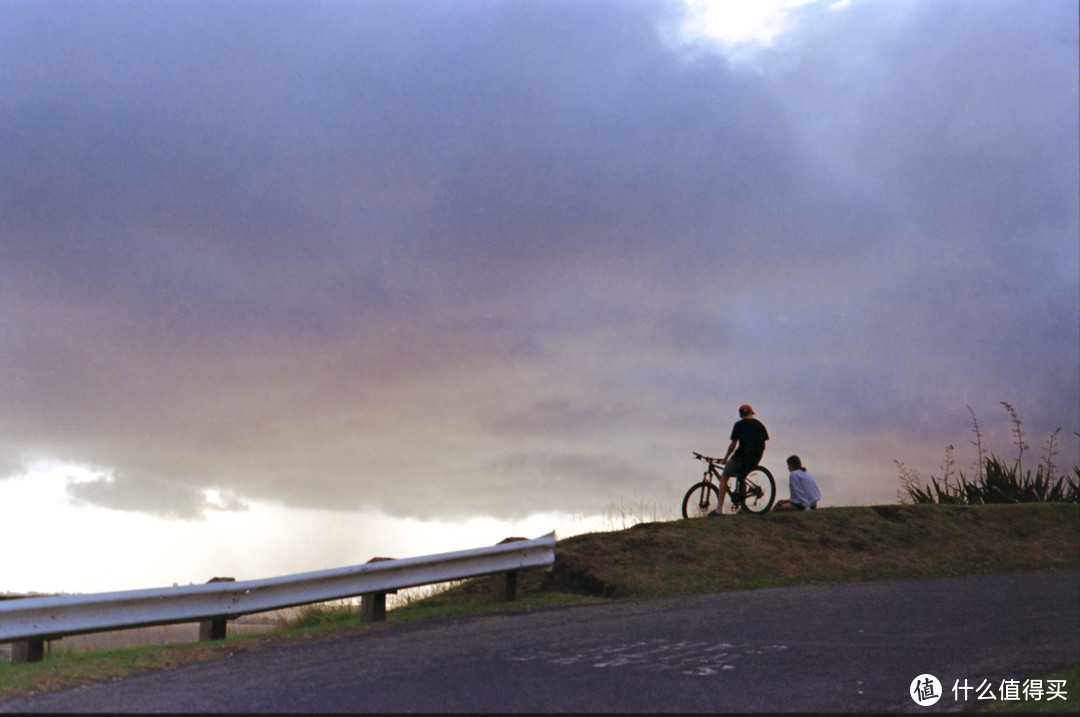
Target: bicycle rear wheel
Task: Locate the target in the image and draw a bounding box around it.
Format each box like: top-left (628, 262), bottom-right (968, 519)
top-left (738, 466), bottom-right (776, 513)
top-left (681, 481), bottom-right (722, 519)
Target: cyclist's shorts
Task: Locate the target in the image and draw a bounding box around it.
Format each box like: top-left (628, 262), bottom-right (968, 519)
top-left (721, 458), bottom-right (754, 478)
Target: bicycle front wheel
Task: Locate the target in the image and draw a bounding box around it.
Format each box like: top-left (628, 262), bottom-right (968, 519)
top-left (739, 466), bottom-right (776, 514)
top-left (682, 481), bottom-right (722, 519)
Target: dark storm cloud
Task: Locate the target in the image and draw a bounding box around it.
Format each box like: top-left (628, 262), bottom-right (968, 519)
top-left (1, 0), bottom-right (1076, 518)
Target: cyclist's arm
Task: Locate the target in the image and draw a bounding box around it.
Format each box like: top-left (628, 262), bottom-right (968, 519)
top-left (721, 439), bottom-right (737, 463)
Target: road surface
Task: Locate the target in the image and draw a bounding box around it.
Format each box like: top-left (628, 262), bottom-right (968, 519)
top-left (2, 569), bottom-right (1077, 712)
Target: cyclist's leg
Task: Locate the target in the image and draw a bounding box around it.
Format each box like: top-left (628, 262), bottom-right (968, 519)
top-left (713, 473), bottom-right (728, 514)
top-left (717, 460), bottom-right (741, 514)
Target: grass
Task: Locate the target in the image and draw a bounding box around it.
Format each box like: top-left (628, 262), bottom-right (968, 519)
top-left (2, 503), bottom-right (1078, 703)
top-left (426, 503), bottom-right (1079, 602)
top-left (0, 641), bottom-right (233, 699)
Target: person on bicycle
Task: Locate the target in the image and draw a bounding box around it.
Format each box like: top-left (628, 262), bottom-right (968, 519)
top-left (711, 404), bottom-right (769, 515)
top-left (773, 455), bottom-right (821, 511)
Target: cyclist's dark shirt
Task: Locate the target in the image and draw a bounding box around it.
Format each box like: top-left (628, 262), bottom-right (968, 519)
top-left (730, 417), bottom-right (769, 466)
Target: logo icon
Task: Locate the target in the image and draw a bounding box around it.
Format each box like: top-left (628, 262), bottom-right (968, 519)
top-left (911, 674), bottom-right (942, 706)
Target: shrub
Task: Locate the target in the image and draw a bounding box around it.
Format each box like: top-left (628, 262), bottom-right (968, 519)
top-left (897, 403), bottom-right (1079, 506)
top-left (901, 457), bottom-right (1079, 505)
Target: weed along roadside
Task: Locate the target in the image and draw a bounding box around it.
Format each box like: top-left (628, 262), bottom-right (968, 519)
top-left (1, 503), bottom-right (1077, 700)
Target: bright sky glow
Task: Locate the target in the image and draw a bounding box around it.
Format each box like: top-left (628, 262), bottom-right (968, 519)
top-left (2, 461), bottom-right (609, 594)
top-left (679, 0), bottom-right (819, 47)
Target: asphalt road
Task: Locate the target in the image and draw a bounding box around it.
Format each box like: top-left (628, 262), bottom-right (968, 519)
top-left (2, 569), bottom-right (1077, 713)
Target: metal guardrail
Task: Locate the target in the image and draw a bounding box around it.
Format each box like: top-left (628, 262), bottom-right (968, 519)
top-left (0, 532), bottom-right (556, 649)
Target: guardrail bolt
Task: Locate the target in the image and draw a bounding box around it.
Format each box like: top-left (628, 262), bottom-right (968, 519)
top-left (198, 577), bottom-right (235, 641)
top-left (361, 558), bottom-right (396, 622)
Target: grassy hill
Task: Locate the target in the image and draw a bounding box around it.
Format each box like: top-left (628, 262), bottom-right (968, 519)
top-left (405, 503), bottom-right (1079, 613)
top-left (2, 503), bottom-right (1077, 701)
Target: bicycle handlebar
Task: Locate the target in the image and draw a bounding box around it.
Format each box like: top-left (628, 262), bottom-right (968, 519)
top-left (692, 451), bottom-right (724, 464)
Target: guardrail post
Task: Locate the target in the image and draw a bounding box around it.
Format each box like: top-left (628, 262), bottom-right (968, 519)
top-left (494, 537), bottom-right (526, 602)
top-left (198, 577), bottom-right (234, 641)
top-left (6, 594), bottom-right (47, 664)
top-left (361, 558), bottom-right (395, 622)
top-left (11, 639), bottom-right (44, 665)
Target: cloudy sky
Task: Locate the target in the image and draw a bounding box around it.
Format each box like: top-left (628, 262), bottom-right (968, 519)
top-left (2, 0), bottom-right (1077, 594)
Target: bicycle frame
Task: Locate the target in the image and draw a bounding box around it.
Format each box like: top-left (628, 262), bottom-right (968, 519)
top-left (684, 451), bottom-right (776, 517)
top-left (693, 451), bottom-right (751, 509)
top-left (703, 461), bottom-right (750, 509)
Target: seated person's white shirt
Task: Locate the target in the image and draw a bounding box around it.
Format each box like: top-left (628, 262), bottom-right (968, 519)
top-left (788, 469), bottom-right (821, 507)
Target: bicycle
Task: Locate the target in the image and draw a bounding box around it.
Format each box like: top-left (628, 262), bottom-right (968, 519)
top-left (682, 451), bottom-right (776, 517)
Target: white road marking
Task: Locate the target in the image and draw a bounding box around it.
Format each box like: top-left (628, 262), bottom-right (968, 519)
top-left (511, 638), bottom-right (788, 676)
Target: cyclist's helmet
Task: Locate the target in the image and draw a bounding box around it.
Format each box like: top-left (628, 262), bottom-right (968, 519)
top-left (739, 404), bottom-right (754, 417)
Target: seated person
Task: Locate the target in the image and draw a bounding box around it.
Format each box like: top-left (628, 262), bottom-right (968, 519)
top-left (772, 455), bottom-right (821, 511)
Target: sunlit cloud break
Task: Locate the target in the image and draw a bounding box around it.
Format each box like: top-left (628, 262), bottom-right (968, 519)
top-left (679, 0), bottom-right (819, 47)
